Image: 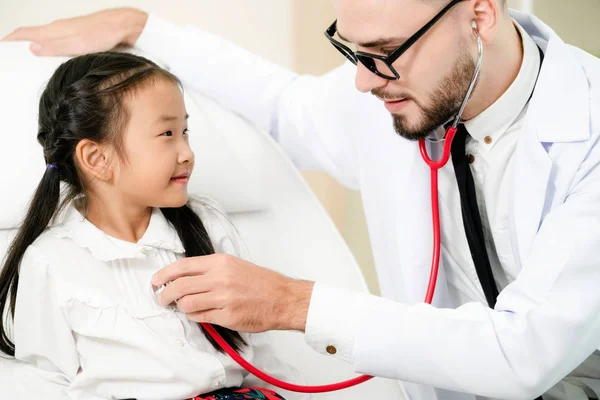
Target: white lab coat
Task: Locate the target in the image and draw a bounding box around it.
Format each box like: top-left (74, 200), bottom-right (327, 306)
top-left (136, 9), bottom-right (600, 400)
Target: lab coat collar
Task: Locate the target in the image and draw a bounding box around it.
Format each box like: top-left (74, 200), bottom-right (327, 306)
top-left (464, 19), bottom-right (541, 150)
top-left (53, 202), bottom-right (185, 262)
top-left (510, 10), bottom-right (591, 143)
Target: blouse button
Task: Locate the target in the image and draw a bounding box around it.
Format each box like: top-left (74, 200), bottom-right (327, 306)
top-left (175, 339), bottom-right (185, 347)
top-left (213, 379), bottom-right (222, 388)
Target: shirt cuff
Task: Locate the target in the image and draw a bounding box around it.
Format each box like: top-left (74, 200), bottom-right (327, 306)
top-left (304, 282), bottom-right (365, 363)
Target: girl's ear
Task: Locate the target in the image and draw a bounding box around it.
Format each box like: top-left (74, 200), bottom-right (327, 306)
top-left (75, 139), bottom-right (113, 182)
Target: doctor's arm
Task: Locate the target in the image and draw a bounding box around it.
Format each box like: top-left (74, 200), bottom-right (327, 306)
top-left (12, 245), bottom-right (79, 399)
top-left (302, 147), bottom-right (600, 399)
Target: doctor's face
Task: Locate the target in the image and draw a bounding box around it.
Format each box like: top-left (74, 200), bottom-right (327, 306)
top-left (333, 0), bottom-right (478, 140)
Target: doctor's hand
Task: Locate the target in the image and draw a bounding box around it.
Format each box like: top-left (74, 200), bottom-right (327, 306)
top-left (152, 254), bottom-right (315, 333)
top-left (1, 8), bottom-right (148, 56)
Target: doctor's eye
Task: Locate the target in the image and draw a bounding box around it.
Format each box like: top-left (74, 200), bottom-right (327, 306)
top-left (161, 131), bottom-right (173, 137)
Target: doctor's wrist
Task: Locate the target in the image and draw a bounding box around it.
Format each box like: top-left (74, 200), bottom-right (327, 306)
top-left (277, 279), bottom-right (314, 332)
top-left (120, 8), bottom-right (149, 47)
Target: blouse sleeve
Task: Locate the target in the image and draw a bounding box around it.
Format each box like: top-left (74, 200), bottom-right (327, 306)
top-left (13, 244), bottom-right (80, 399)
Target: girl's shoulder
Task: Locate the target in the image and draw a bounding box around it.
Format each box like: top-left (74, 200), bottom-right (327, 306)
top-left (21, 216), bottom-right (101, 284)
top-left (17, 225), bottom-right (94, 306)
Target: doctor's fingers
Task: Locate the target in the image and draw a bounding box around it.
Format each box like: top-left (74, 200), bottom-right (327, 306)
top-left (153, 254), bottom-right (239, 287)
top-left (176, 292), bottom-right (224, 315)
top-left (157, 274), bottom-right (214, 307)
top-left (2, 12), bottom-right (127, 56)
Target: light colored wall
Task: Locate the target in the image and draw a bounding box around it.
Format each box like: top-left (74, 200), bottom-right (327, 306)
top-left (508, 0), bottom-right (598, 55)
top-left (532, 0), bottom-right (600, 56)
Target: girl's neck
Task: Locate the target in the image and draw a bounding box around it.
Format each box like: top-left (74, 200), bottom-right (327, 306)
top-left (82, 195), bottom-right (152, 243)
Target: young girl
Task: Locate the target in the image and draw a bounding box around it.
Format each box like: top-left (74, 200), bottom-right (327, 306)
top-left (0, 52), bottom-right (303, 400)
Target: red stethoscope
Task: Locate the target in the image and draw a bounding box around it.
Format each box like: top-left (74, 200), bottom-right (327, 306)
top-left (198, 30), bottom-right (484, 394)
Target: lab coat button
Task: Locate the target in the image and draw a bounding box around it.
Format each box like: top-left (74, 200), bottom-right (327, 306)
top-left (326, 345), bottom-right (337, 355)
top-left (484, 136), bottom-right (492, 144)
top-left (468, 154), bottom-right (475, 164)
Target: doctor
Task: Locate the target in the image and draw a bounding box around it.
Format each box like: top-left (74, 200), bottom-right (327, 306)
top-left (5, 0), bottom-right (600, 399)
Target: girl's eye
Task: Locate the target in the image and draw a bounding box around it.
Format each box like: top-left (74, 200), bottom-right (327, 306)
top-left (162, 131), bottom-right (173, 137)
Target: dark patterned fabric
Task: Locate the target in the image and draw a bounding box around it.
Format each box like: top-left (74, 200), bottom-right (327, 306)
top-left (190, 387), bottom-right (286, 400)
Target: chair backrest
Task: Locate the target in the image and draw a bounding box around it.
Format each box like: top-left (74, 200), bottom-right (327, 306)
top-left (0, 49), bottom-right (407, 400)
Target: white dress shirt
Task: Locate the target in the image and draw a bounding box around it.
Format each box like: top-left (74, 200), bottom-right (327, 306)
top-left (436, 21), bottom-right (541, 306)
top-left (13, 200), bottom-right (306, 400)
top-left (135, 11), bottom-right (600, 400)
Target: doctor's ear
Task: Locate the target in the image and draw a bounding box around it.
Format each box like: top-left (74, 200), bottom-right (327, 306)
top-left (471, 0), bottom-right (503, 44)
top-left (75, 139), bottom-right (114, 183)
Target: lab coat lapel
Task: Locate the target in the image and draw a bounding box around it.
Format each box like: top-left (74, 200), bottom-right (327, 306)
top-left (509, 120), bottom-right (552, 268)
top-left (509, 11), bottom-right (591, 267)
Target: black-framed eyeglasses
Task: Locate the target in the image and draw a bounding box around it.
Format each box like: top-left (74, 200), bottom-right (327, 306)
top-left (324, 0), bottom-right (465, 80)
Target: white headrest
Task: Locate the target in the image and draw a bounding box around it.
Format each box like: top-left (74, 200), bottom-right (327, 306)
top-left (0, 42), bottom-right (267, 229)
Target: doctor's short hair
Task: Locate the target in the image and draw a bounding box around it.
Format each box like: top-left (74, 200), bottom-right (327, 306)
top-left (0, 52), bottom-right (246, 357)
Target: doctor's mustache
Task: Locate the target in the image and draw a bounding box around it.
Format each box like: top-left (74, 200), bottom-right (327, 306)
top-left (371, 88), bottom-right (415, 103)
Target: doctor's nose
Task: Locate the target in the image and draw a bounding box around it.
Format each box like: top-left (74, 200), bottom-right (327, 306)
top-left (355, 62), bottom-right (388, 93)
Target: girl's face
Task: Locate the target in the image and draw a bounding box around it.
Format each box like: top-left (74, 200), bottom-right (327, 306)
top-left (111, 77), bottom-right (194, 209)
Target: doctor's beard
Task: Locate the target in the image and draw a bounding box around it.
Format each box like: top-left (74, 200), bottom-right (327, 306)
top-left (373, 44), bottom-right (478, 141)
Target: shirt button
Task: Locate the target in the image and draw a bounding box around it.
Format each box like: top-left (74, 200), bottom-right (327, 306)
top-left (484, 136), bottom-right (492, 144)
top-left (175, 339), bottom-right (185, 347)
top-left (467, 154), bottom-right (475, 164)
top-left (213, 379), bottom-right (222, 388)
top-left (326, 345), bottom-right (337, 355)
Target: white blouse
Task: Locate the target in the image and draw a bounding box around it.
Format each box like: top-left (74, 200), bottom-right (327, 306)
top-left (12, 200), bottom-right (305, 400)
